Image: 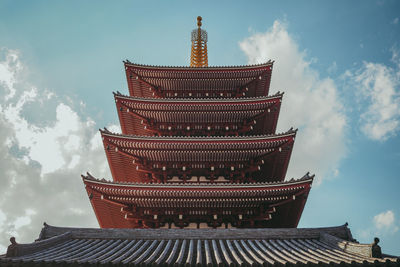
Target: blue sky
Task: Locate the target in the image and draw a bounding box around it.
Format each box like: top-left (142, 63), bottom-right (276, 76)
top-left (0, 0), bottom-right (399, 255)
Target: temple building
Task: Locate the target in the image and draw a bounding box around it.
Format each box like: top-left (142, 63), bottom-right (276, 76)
top-left (1, 17), bottom-right (398, 266)
top-left (89, 16), bottom-right (306, 230)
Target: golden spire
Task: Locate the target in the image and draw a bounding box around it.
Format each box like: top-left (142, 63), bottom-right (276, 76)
top-left (190, 16), bottom-right (208, 67)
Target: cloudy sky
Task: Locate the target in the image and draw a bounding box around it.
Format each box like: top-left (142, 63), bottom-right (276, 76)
top-left (0, 0), bottom-right (399, 255)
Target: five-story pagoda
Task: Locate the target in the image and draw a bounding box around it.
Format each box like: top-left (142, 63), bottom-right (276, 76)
top-left (83, 16), bottom-right (313, 229)
top-left (4, 17), bottom-right (399, 267)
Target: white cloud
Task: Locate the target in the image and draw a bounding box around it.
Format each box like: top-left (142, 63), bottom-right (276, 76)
top-left (0, 210), bottom-right (6, 253)
top-left (357, 210), bottom-right (399, 249)
top-left (347, 51), bottom-right (400, 141)
top-left (373, 210), bottom-right (397, 231)
top-left (328, 61), bottom-right (338, 74)
top-left (0, 49), bottom-right (21, 101)
top-left (333, 169), bottom-right (339, 177)
top-left (0, 48), bottom-right (113, 253)
top-left (239, 20), bottom-right (347, 184)
top-left (14, 209), bottom-right (36, 230)
top-left (392, 17), bottom-right (399, 25)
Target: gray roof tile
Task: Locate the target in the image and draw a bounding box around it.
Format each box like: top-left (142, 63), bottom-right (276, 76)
top-left (2, 224), bottom-right (399, 266)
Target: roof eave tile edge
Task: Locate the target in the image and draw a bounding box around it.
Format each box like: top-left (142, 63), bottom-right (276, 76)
top-left (320, 232), bottom-right (374, 258)
top-left (81, 171), bottom-right (313, 188)
top-left (99, 127), bottom-right (297, 140)
top-left (113, 91), bottom-right (284, 103)
top-left (123, 60), bottom-right (274, 70)
top-left (5, 229), bottom-right (72, 258)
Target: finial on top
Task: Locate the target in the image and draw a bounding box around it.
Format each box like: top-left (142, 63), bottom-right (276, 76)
top-left (197, 16), bottom-right (202, 27)
top-left (190, 16), bottom-right (208, 67)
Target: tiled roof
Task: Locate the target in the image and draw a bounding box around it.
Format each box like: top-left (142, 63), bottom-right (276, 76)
top-left (101, 129), bottom-right (296, 183)
top-left (123, 60), bottom-right (274, 70)
top-left (83, 173), bottom-right (312, 229)
top-left (114, 92), bottom-right (282, 136)
top-left (124, 61), bottom-right (274, 98)
top-left (2, 224), bottom-right (398, 266)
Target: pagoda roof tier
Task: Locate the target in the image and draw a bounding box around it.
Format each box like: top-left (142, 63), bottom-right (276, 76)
top-left (124, 61), bottom-right (273, 98)
top-left (5, 223), bottom-right (398, 266)
top-left (100, 129), bottom-right (296, 183)
top-left (114, 92), bottom-right (282, 136)
top-left (82, 173), bottom-right (313, 229)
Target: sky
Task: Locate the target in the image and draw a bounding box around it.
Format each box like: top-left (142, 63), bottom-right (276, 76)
top-left (0, 0), bottom-right (399, 255)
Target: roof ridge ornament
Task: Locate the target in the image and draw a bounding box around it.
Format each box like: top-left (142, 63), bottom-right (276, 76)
top-left (190, 16), bottom-right (208, 67)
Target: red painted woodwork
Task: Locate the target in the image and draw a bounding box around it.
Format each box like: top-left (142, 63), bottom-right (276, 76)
top-left (115, 92), bottom-right (282, 136)
top-left (83, 173), bottom-right (313, 229)
top-left (84, 60), bottom-right (313, 229)
top-left (101, 129), bottom-right (296, 184)
top-left (124, 61), bottom-right (273, 98)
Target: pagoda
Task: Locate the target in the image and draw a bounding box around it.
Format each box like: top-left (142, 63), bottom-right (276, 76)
top-left (82, 16), bottom-right (313, 229)
top-left (3, 17), bottom-right (399, 266)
